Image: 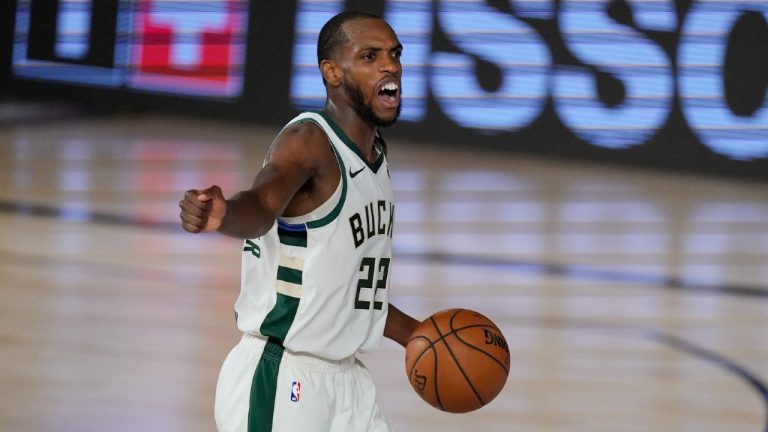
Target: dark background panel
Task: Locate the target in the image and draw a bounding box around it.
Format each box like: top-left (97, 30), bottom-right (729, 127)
top-left (0, 1), bottom-right (15, 100)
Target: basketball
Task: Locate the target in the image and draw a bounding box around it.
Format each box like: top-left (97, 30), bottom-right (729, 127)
top-left (405, 308), bottom-right (510, 413)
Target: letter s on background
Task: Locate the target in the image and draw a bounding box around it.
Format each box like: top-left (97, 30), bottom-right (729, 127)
top-left (553, 0), bottom-right (676, 149)
top-left (431, 1), bottom-right (550, 132)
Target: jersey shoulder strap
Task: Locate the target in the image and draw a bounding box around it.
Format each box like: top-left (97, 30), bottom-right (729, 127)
top-left (276, 112), bottom-right (348, 229)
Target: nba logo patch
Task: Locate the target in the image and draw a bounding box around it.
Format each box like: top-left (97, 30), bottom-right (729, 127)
top-left (290, 381), bottom-right (301, 402)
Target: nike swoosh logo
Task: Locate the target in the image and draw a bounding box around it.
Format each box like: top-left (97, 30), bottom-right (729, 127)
top-left (350, 166), bottom-right (365, 178)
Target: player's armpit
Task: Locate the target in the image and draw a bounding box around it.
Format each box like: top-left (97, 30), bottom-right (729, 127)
top-left (216, 122), bottom-right (333, 239)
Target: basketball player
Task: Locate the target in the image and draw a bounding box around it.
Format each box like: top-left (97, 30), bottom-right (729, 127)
top-left (178, 11), bottom-right (419, 432)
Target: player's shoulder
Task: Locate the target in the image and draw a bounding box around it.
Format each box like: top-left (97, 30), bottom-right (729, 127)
top-left (278, 116), bottom-right (329, 147)
top-left (267, 115), bottom-right (333, 165)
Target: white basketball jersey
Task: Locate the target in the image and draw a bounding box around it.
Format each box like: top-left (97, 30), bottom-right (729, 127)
top-left (234, 112), bottom-right (394, 360)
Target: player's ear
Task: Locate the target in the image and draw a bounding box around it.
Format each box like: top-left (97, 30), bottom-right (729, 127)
top-left (320, 59), bottom-right (341, 87)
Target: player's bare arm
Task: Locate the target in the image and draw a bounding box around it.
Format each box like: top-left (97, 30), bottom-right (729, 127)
top-left (179, 121), bottom-right (340, 238)
top-left (384, 304), bottom-right (420, 348)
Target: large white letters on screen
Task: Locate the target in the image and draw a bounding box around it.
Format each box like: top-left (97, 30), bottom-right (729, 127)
top-left (432, 0), bottom-right (550, 131)
top-left (678, 0), bottom-right (768, 160)
top-left (553, 0), bottom-right (675, 149)
top-left (12, 0), bottom-right (768, 163)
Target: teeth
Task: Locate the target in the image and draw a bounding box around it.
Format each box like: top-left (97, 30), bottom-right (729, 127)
top-left (381, 82), bottom-right (398, 91)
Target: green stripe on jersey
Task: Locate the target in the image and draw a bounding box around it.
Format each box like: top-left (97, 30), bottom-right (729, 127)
top-left (259, 293), bottom-right (300, 342)
top-left (276, 266), bottom-right (302, 285)
top-left (277, 228), bottom-right (307, 247)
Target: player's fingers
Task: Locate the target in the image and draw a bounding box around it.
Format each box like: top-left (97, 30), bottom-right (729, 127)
top-left (180, 221), bottom-right (202, 233)
top-left (179, 205), bottom-right (205, 222)
top-left (179, 193), bottom-right (211, 225)
top-left (181, 190), bottom-right (214, 213)
top-left (179, 197), bottom-right (209, 218)
top-left (181, 189), bottom-right (210, 209)
top-left (179, 210), bottom-right (207, 233)
top-left (198, 185), bottom-right (224, 202)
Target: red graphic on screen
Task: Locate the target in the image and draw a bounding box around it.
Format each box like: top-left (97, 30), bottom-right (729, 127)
top-left (131, 0), bottom-right (245, 95)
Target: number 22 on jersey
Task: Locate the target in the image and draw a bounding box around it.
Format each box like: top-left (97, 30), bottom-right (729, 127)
top-left (355, 257), bottom-right (390, 310)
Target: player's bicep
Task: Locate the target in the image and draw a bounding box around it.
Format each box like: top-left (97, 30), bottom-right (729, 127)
top-left (247, 123), bottom-right (324, 216)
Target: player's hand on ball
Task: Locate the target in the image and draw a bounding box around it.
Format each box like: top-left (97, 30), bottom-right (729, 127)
top-left (179, 185), bottom-right (227, 233)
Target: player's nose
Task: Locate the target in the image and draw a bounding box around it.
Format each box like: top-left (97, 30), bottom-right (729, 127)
top-left (378, 56), bottom-right (400, 75)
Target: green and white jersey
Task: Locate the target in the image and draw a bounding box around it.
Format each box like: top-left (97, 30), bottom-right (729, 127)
top-left (234, 111), bottom-right (394, 361)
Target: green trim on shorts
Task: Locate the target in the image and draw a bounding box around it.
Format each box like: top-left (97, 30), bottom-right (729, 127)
top-left (248, 338), bottom-right (285, 432)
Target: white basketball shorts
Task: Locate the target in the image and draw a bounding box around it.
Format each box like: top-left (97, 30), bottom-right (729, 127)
top-left (214, 333), bottom-right (392, 432)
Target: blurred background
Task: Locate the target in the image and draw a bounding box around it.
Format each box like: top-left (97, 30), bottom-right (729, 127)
top-left (3, 0), bottom-right (768, 179)
top-left (1, 1), bottom-right (767, 431)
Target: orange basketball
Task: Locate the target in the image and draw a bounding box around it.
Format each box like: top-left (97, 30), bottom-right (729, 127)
top-left (404, 308), bottom-right (510, 413)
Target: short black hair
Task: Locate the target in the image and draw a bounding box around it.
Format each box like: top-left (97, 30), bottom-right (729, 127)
top-left (317, 10), bottom-right (381, 66)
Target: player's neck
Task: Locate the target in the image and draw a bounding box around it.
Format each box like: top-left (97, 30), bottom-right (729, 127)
top-left (322, 103), bottom-right (377, 163)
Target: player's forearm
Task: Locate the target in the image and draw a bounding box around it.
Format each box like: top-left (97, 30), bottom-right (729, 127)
top-left (217, 190), bottom-right (278, 239)
top-left (384, 303), bottom-right (420, 348)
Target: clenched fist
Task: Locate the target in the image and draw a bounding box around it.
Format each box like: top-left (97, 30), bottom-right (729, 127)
top-left (179, 185), bottom-right (227, 233)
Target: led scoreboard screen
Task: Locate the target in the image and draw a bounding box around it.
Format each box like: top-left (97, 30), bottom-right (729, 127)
top-left (12, 0), bottom-right (248, 96)
top-left (7, 0), bottom-right (768, 179)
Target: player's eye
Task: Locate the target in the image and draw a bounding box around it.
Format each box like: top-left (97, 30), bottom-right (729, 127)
top-left (363, 52), bottom-right (376, 61)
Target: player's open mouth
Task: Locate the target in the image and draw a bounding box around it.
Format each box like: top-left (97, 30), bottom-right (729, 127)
top-left (377, 81), bottom-right (400, 109)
